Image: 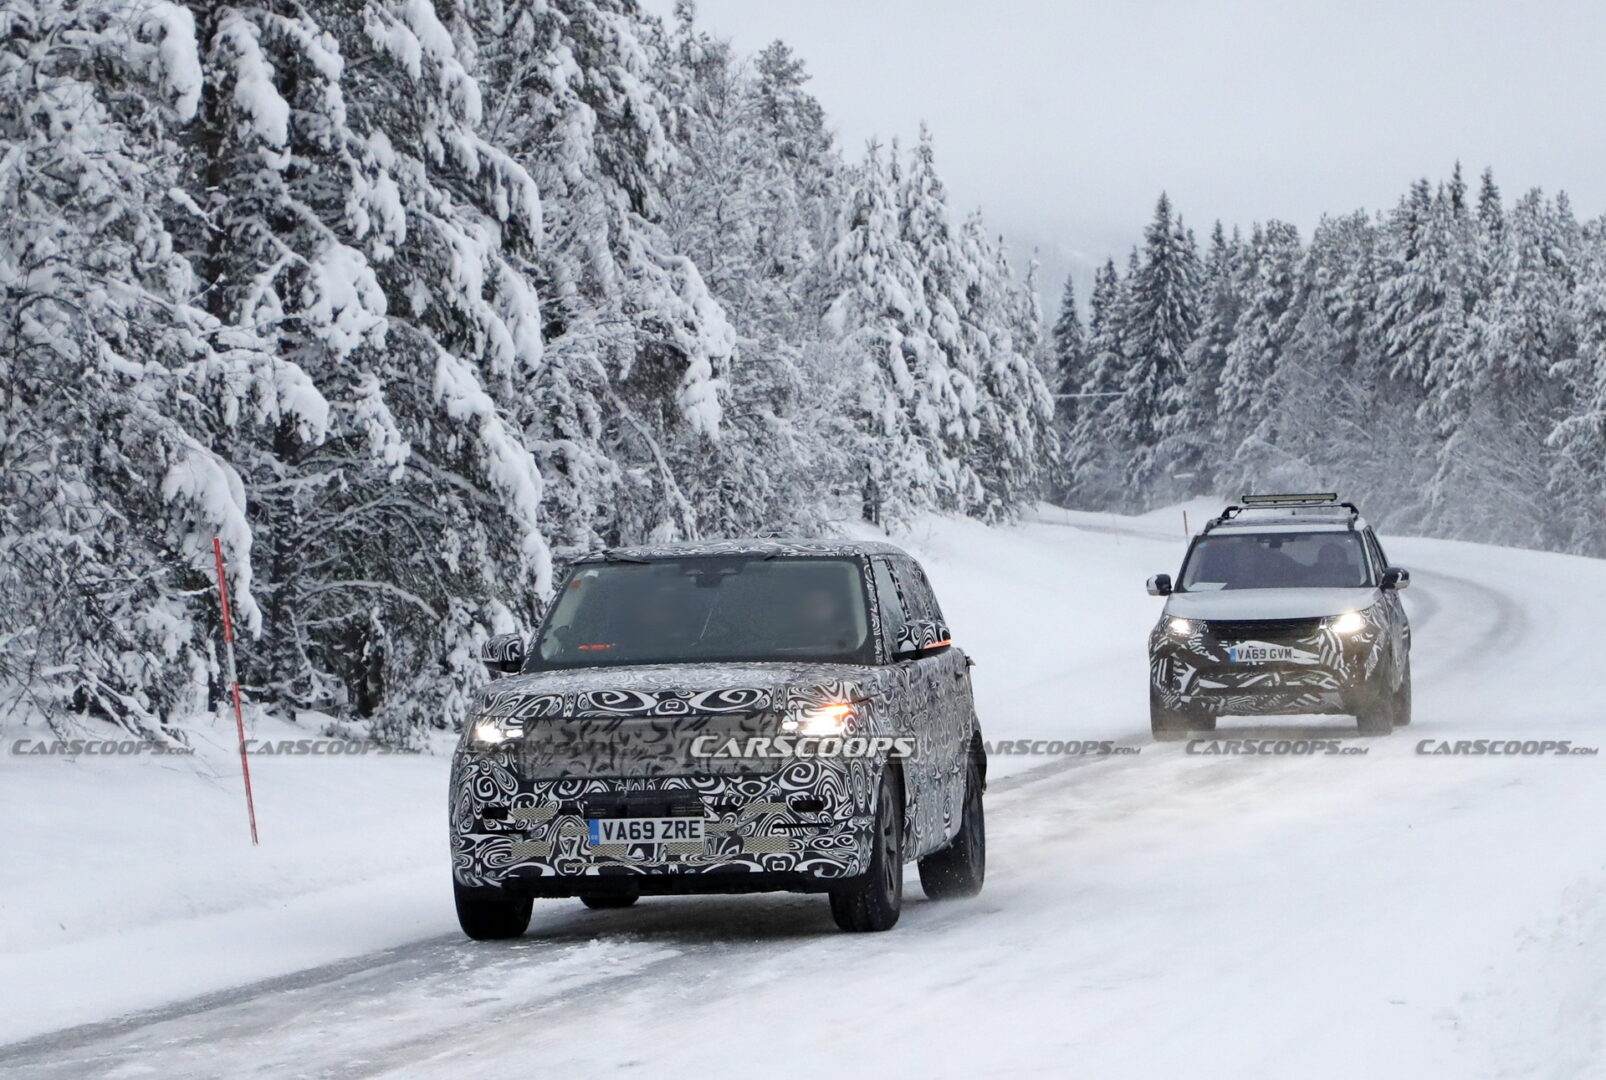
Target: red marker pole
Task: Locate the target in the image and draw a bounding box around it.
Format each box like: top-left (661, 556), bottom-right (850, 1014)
top-left (212, 537), bottom-right (260, 845)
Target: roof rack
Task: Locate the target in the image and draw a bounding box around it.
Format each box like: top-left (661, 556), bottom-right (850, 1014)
top-left (1204, 493), bottom-right (1360, 533)
top-left (1239, 492), bottom-right (1339, 507)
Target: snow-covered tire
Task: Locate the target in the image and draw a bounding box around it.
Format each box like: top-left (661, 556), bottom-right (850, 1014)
top-left (1150, 693), bottom-right (1193, 741)
top-left (580, 894), bottom-right (638, 910)
top-left (1391, 662), bottom-right (1413, 727)
top-left (830, 766), bottom-right (904, 932)
top-left (919, 754), bottom-right (985, 900)
top-left (455, 882), bottom-right (533, 940)
top-left (1354, 684), bottom-right (1395, 736)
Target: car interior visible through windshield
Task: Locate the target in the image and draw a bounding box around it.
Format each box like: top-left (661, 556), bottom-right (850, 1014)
top-left (1180, 532), bottom-right (1371, 591)
top-left (528, 556), bottom-right (871, 669)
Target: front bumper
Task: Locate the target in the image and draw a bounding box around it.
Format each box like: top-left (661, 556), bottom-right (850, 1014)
top-left (1149, 617), bottom-right (1385, 717)
top-left (449, 750), bottom-right (879, 891)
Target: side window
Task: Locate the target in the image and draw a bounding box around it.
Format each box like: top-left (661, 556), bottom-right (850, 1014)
top-left (893, 557), bottom-right (946, 626)
top-left (1367, 529), bottom-right (1391, 569)
top-left (871, 559), bottom-right (907, 649)
top-left (1362, 530), bottom-right (1387, 578)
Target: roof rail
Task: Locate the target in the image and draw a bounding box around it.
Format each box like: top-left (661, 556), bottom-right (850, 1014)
top-left (1203, 493), bottom-right (1361, 533)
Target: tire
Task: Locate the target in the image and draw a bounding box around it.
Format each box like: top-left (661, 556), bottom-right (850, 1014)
top-left (1354, 683), bottom-right (1395, 736)
top-left (1391, 662), bottom-right (1413, 727)
top-left (580, 894), bottom-right (639, 910)
top-left (1150, 692), bottom-right (1192, 742)
top-left (830, 766), bottom-right (904, 932)
top-left (919, 754), bottom-right (986, 900)
top-left (454, 881), bottom-right (533, 940)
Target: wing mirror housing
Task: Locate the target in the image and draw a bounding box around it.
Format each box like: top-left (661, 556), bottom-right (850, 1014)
top-left (1146, 573), bottom-right (1173, 597)
top-left (1380, 567), bottom-right (1410, 591)
top-left (480, 632), bottom-right (527, 677)
top-left (893, 618), bottom-right (952, 661)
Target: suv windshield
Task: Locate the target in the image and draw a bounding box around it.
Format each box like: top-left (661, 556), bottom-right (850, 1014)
top-left (526, 557), bottom-right (872, 670)
top-left (1180, 531), bottom-right (1371, 591)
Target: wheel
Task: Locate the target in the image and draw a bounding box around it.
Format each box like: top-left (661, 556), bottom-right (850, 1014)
top-left (1391, 661), bottom-right (1412, 727)
top-left (580, 894), bottom-right (639, 910)
top-left (1150, 692), bottom-right (1193, 741)
top-left (1354, 683), bottom-right (1395, 736)
top-left (830, 766), bottom-right (904, 932)
top-left (919, 753), bottom-right (986, 900)
top-left (454, 881), bottom-right (533, 940)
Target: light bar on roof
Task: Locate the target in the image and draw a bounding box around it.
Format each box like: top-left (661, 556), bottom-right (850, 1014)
top-left (1239, 492), bottom-right (1339, 506)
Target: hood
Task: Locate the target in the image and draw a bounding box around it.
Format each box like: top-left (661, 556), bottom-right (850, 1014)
top-left (1164, 586), bottom-right (1380, 621)
top-left (475, 660), bottom-right (874, 720)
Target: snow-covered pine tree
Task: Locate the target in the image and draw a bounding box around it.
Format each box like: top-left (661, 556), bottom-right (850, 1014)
top-left (0, 0), bottom-right (309, 736)
top-left (1217, 221), bottom-right (1303, 489)
top-left (1430, 189), bottom-right (1577, 546)
top-left (466, 0), bottom-right (734, 552)
top-left (954, 212), bottom-right (1054, 516)
top-left (1158, 222), bottom-right (1241, 496)
top-left (1119, 194), bottom-right (1201, 496)
top-left (825, 140), bottom-right (937, 524)
top-left (183, 0), bottom-right (553, 739)
top-left (1061, 258), bottom-right (1132, 507)
top-left (658, 8), bottom-right (842, 535)
top-left (1044, 274), bottom-right (1086, 499)
top-left (1547, 223), bottom-right (1606, 556)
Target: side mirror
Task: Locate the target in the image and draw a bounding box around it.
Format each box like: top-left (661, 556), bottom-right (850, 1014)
top-left (1380, 567), bottom-right (1410, 591)
top-left (480, 632), bottom-right (526, 677)
top-left (1146, 573), bottom-right (1173, 597)
top-left (894, 618), bottom-right (952, 661)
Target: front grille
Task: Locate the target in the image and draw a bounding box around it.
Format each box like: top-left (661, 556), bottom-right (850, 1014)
top-left (1204, 617), bottom-right (1323, 640)
top-left (576, 791), bottom-right (706, 818)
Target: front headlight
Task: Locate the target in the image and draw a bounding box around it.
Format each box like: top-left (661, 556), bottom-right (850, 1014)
top-left (781, 701), bottom-right (856, 735)
top-left (1166, 616), bottom-right (1197, 638)
top-left (468, 716), bottom-right (522, 747)
top-left (1327, 610), bottom-right (1368, 635)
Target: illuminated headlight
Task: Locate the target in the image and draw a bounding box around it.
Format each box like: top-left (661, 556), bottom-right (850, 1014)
top-left (468, 716), bottom-right (522, 747)
top-left (1166, 616), bottom-right (1197, 638)
top-left (781, 702), bottom-right (856, 735)
top-left (1327, 610), bottom-right (1368, 635)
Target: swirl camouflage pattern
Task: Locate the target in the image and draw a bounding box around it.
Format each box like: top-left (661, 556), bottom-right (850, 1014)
top-left (449, 541), bottom-right (984, 908)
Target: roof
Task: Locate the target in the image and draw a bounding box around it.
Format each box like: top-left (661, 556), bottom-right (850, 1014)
top-left (1203, 507), bottom-right (1371, 536)
top-left (572, 537), bottom-right (909, 563)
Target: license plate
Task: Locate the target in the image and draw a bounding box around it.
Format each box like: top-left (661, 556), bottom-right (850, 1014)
top-left (1226, 644), bottom-right (1294, 663)
top-left (587, 817), bottom-right (705, 844)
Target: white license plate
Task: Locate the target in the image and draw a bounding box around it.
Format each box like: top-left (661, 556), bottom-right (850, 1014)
top-left (1226, 644), bottom-right (1294, 663)
top-left (587, 817), bottom-right (705, 844)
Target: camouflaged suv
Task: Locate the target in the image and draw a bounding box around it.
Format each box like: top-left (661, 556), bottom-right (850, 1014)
top-left (451, 539), bottom-right (986, 936)
top-left (1145, 494), bottom-right (1412, 740)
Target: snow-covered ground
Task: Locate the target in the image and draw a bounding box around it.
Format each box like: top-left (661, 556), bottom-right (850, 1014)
top-left (3, 504), bottom-right (1605, 1078)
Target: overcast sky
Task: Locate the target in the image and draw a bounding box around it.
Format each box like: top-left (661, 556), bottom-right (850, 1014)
top-left (642, 0), bottom-right (1606, 313)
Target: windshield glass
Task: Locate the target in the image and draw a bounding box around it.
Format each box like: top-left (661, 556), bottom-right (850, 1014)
top-left (1180, 531), bottom-right (1371, 591)
top-left (526, 557), bottom-right (871, 670)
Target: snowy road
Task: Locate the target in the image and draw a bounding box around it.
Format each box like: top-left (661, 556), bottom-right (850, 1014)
top-left (4, 509), bottom-right (1605, 1079)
